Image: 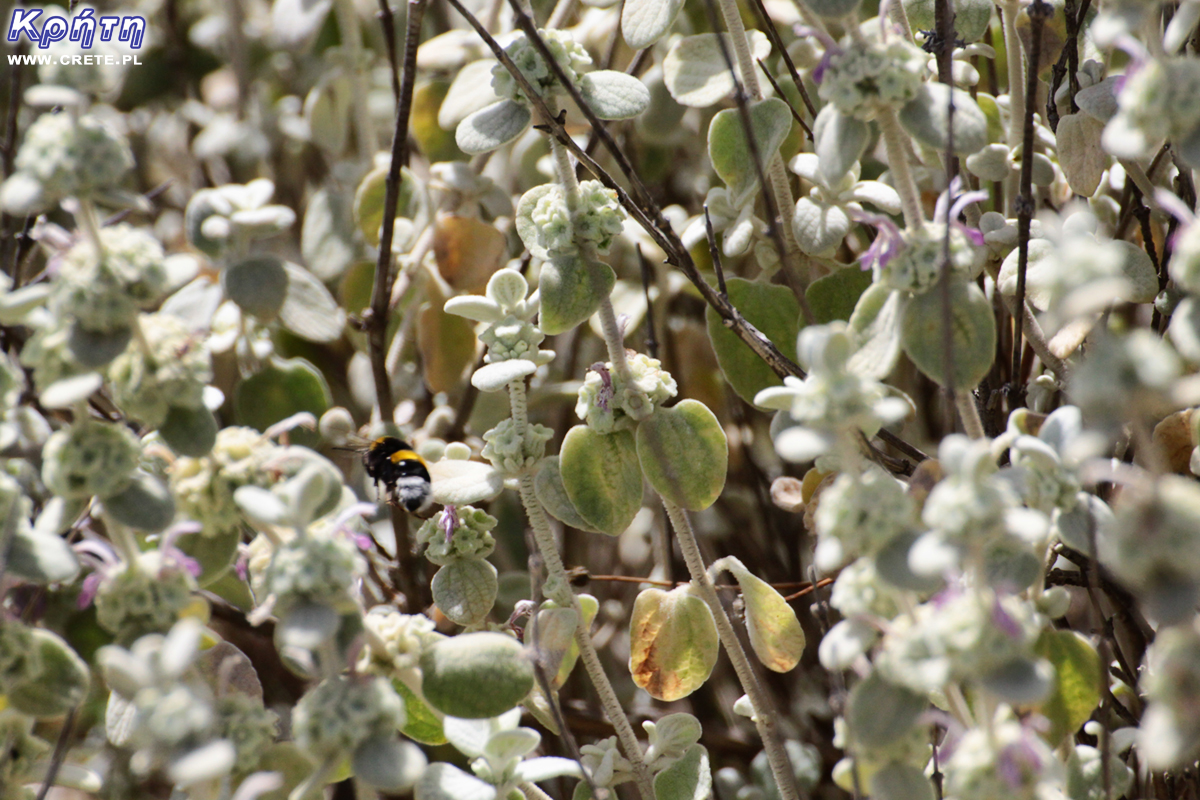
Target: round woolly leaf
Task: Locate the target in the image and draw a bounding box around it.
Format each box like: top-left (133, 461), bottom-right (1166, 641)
top-left (807, 263), bottom-right (873, 324)
top-left (40, 373), bottom-right (104, 410)
top-left (67, 324), bottom-right (133, 369)
top-left (1074, 77), bottom-right (1121, 123)
top-left (393, 679), bottom-right (448, 745)
top-left (529, 605), bottom-right (579, 685)
top-left (792, 197), bottom-right (852, 257)
top-left (901, 281), bottom-right (995, 390)
top-left (279, 262), bottom-right (346, 343)
top-left (722, 558), bottom-right (805, 672)
top-left (622, 0), bottom-right (687, 49)
top-left (419, 632), bottom-right (534, 718)
top-left (579, 71), bottom-right (651, 120)
top-left (873, 530), bottom-right (944, 593)
top-left (1056, 113), bottom-right (1107, 198)
top-left (7, 629), bottom-right (90, 718)
top-left (870, 762), bottom-right (935, 800)
top-left (534, 457), bottom-right (604, 533)
top-left (636, 400), bottom-right (728, 511)
top-left (814, 106), bottom-right (870, 187)
top-left (902, 0), bottom-right (993, 40)
top-left (705, 277), bottom-right (802, 406)
top-left (175, 527), bottom-right (241, 588)
top-left (898, 83), bottom-right (990, 157)
top-left (560, 426), bottom-right (643, 536)
top-left (353, 736), bottom-right (428, 792)
top-left (1034, 629), bottom-right (1102, 746)
top-left (708, 98), bottom-right (794, 208)
top-left (301, 188), bottom-right (357, 282)
top-left (439, 60), bottom-right (504, 130)
top-left (4, 527), bottom-right (80, 584)
top-left (235, 357), bottom-right (332, 438)
top-left (434, 214), bottom-right (509, 293)
top-left (427, 459), bottom-right (506, 505)
top-left (982, 656), bottom-right (1055, 704)
top-left (431, 559), bottom-right (499, 626)
top-left (416, 763), bottom-right (498, 800)
top-left (222, 255), bottom-right (288, 321)
top-left (629, 586), bottom-right (719, 701)
top-left (846, 672), bottom-right (928, 749)
top-left (102, 470), bottom-right (175, 532)
top-left (538, 255), bottom-right (615, 336)
top-left (654, 744), bottom-right (712, 800)
top-left (456, 100), bottom-right (533, 156)
top-left (662, 32), bottom-right (772, 108)
top-left (159, 404), bottom-right (218, 457)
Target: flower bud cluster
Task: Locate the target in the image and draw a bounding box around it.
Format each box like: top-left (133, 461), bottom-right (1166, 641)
top-left (50, 224), bottom-right (169, 336)
top-left (171, 427), bottom-right (280, 537)
top-left (42, 419), bottom-right (141, 500)
top-left (879, 223), bottom-right (982, 294)
top-left (576, 354), bottom-right (678, 433)
top-left (480, 315), bottom-right (547, 363)
top-left (818, 39), bottom-right (927, 120)
top-left (216, 693), bottom-right (280, 774)
top-left (1, 112), bottom-right (133, 212)
top-left (94, 550), bottom-right (198, 641)
top-left (109, 314), bottom-right (212, 428)
top-left (492, 29), bottom-right (592, 105)
top-left (1106, 57), bottom-right (1200, 161)
top-left (292, 675), bottom-right (405, 760)
top-left (813, 466), bottom-right (915, 571)
top-left (261, 533), bottom-right (365, 615)
top-left (528, 181), bottom-right (626, 257)
top-left (358, 607), bottom-right (443, 676)
top-left (416, 505), bottom-right (498, 566)
top-left (482, 418), bottom-right (554, 473)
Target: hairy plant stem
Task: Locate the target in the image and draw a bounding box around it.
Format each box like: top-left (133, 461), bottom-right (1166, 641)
top-left (877, 106), bottom-right (925, 232)
top-left (956, 393), bottom-right (985, 439)
top-left (664, 500), bottom-right (800, 800)
top-left (1001, 0), bottom-right (1025, 214)
top-left (506, 379), bottom-right (656, 800)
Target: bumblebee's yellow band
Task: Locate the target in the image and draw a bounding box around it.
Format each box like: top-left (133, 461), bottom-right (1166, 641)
top-left (389, 449), bottom-right (424, 465)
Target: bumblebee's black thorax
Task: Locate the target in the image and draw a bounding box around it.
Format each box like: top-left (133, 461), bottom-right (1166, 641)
top-left (363, 437), bottom-right (430, 490)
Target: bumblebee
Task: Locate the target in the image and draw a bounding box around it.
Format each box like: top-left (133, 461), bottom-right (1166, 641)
top-left (344, 436), bottom-right (434, 516)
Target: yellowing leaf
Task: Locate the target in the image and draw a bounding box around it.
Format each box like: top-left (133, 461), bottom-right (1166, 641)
top-left (717, 556), bottom-right (805, 672)
top-left (1034, 629), bottom-right (1102, 746)
top-left (629, 585), bottom-right (718, 701)
top-left (433, 214), bottom-right (508, 292)
top-left (418, 283), bottom-right (478, 394)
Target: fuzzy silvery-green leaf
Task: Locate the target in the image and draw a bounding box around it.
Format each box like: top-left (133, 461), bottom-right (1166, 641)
top-left (432, 558), bottom-right (499, 626)
top-left (629, 585), bottom-right (719, 701)
top-left (420, 632), bottom-right (534, 718)
top-left (814, 106), bottom-right (870, 187)
top-left (870, 762), bottom-right (935, 800)
top-left (848, 283), bottom-right (906, 380)
top-left (818, 618), bottom-right (878, 670)
top-left (1170, 297), bottom-right (1200, 363)
top-left (708, 98), bottom-right (794, 209)
top-left (662, 32), bottom-right (772, 108)
top-left (636, 400), bottom-right (728, 511)
top-left (560, 426), bottom-right (643, 535)
top-left (538, 255), bottom-right (616, 335)
top-left (1073, 77), bottom-right (1120, 123)
top-left (705, 278), bottom-right (802, 405)
top-left (529, 605), bottom-right (578, 683)
top-left (899, 83), bottom-right (990, 157)
top-left (416, 763), bottom-right (498, 800)
top-left (807, 264), bottom-right (873, 323)
top-left (0, 283), bottom-right (51, 325)
top-left (1056, 113), bottom-right (1107, 197)
top-left (235, 356), bottom-right (331, 438)
top-left (534, 457), bottom-right (605, 533)
top-left (67, 325), bottom-right (132, 369)
top-left (456, 100), bottom-right (533, 155)
top-left (982, 656), bottom-right (1055, 705)
top-left (439, 60), bottom-right (503, 130)
top-left (579, 71), bottom-right (651, 120)
top-left (300, 187), bottom-right (358, 282)
top-left (5, 527), bottom-right (79, 584)
top-left (40, 373), bottom-right (103, 410)
top-left (353, 736), bottom-right (428, 792)
top-left (393, 679), bottom-right (447, 745)
top-left (542, 594), bottom-right (598, 688)
top-left (444, 295), bottom-right (505, 323)
top-left (428, 458), bottom-right (506, 505)
top-left (1034, 629), bottom-right (1101, 746)
top-left (269, 0), bottom-right (333, 47)
top-left (176, 527), bottom-right (241, 588)
top-left (305, 79), bottom-right (351, 157)
top-left (846, 672), bottom-right (928, 749)
top-left (159, 404), bottom-right (218, 457)
top-left (902, 0), bottom-right (992, 40)
top-left (622, 0), bottom-right (686, 49)
top-left (6, 629), bottom-right (90, 718)
top-left (103, 470), bottom-right (175, 532)
top-left (222, 255), bottom-right (288, 320)
top-left (653, 743), bottom-right (712, 800)
top-left (472, 359), bottom-right (539, 392)
top-left (716, 556), bottom-right (805, 672)
top-left (276, 602), bottom-right (341, 653)
top-left (792, 196), bottom-right (852, 257)
top-left (279, 261), bottom-right (346, 343)
top-left (965, 144), bottom-right (1013, 182)
top-left (901, 281), bottom-right (995, 390)
top-left (514, 756), bottom-right (584, 783)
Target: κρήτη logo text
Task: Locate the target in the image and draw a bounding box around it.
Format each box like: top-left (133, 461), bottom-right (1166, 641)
top-left (6, 7), bottom-right (147, 50)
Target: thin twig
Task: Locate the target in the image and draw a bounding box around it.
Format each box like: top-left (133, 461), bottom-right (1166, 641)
top-left (758, 59), bottom-right (813, 139)
top-left (744, 0), bottom-right (817, 117)
top-left (1010, 0), bottom-right (1050, 409)
top-left (34, 708), bottom-right (77, 800)
top-left (376, 0), bottom-right (402, 109)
